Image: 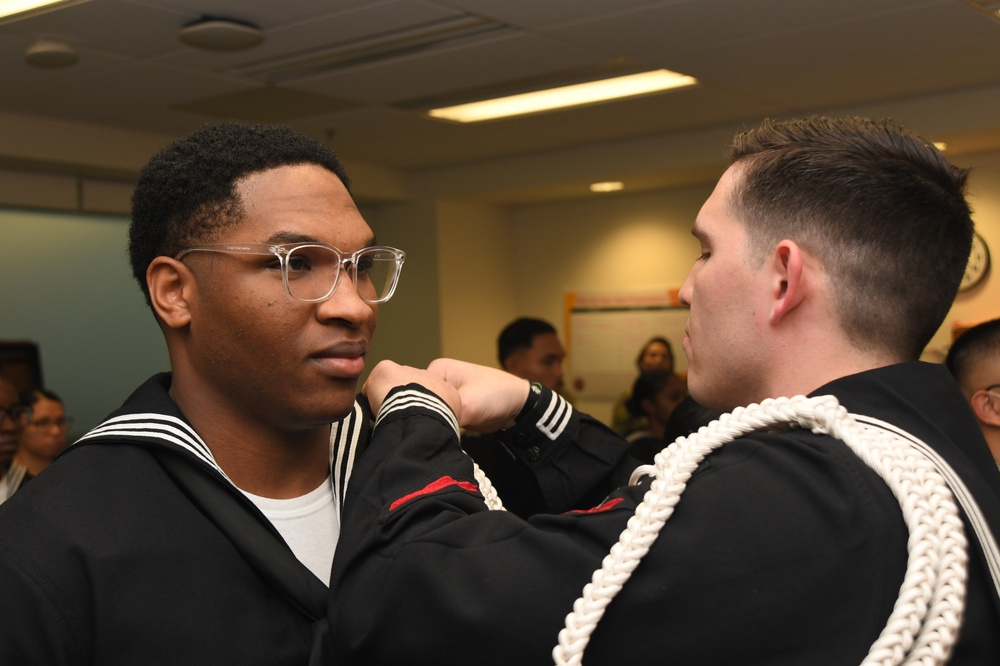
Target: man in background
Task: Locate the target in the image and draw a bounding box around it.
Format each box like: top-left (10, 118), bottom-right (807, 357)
top-left (947, 317), bottom-right (1000, 470)
top-left (496, 317), bottom-right (566, 394)
top-left (0, 375), bottom-right (24, 503)
top-left (461, 317), bottom-right (572, 516)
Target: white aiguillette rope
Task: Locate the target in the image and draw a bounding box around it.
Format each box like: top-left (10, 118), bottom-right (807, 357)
top-left (552, 395), bottom-right (970, 666)
top-left (472, 461), bottom-right (505, 511)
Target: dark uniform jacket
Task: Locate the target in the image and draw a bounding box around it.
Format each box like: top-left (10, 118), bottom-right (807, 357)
top-left (0, 373), bottom-right (368, 665)
top-left (328, 362), bottom-right (1000, 665)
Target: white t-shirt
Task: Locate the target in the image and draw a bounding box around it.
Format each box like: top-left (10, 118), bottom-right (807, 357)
top-left (241, 477), bottom-right (339, 585)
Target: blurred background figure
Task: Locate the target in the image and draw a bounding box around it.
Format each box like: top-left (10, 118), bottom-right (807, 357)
top-left (661, 396), bottom-right (725, 447)
top-left (497, 317), bottom-right (566, 395)
top-left (612, 336), bottom-right (675, 435)
top-left (6, 388), bottom-right (69, 495)
top-left (0, 376), bottom-right (27, 503)
top-left (946, 317), bottom-right (1000, 470)
top-left (624, 369), bottom-right (688, 462)
top-left (461, 317), bottom-right (569, 517)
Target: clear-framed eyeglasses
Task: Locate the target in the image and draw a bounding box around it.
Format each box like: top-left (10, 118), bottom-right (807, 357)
top-left (174, 243), bottom-right (405, 304)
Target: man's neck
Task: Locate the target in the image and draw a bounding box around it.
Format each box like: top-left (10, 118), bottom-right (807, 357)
top-left (12, 451), bottom-right (48, 477)
top-left (985, 431), bottom-right (1000, 470)
top-left (168, 381), bottom-right (334, 499)
top-left (764, 325), bottom-right (904, 403)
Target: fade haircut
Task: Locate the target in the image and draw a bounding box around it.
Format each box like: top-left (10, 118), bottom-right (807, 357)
top-left (946, 318), bottom-right (1000, 392)
top-left (128, 121), bottom-right (351, 307)
top-left (727, 116), bottom-right (974, 360)
top-left (498, 318), bottom-right (557, 368)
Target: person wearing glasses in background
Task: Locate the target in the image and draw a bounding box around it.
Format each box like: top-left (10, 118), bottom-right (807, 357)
top-left (4, 388), bottom-right (69, 495)
top-left (947, 317), bottom-right (1000, 472)
top-left (0, 122), bottom-right (405, 665)
top-left (0, 375), bottom-right (27, 503)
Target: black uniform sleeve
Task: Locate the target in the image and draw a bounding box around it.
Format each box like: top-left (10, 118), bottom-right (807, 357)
top-left (492, 386), bottom-right (641, 512)
top-left (329, 384), bottom-right (913, 665)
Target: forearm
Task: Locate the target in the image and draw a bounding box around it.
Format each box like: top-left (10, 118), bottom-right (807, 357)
top-left (330, 384), bottom-right (628, 663)
top-left (493, 385), bottom-right (640, 512)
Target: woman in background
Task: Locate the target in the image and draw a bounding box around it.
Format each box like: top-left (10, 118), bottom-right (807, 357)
top-left (611, 336), bottom-right (674, 436)
top-left (624, 369), bottom-right (688, 462)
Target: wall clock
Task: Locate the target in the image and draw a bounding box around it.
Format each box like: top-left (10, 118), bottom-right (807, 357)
top-left (960, 231), bottom-right (990, 292)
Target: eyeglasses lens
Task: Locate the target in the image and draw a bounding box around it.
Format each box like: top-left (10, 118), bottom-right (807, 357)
top-left (284, 246), bottom-right (399, 303)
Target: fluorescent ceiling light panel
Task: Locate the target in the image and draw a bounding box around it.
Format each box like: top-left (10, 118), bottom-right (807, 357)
top-left (0, 0), bottom-right (76, 20)
top-left (429, 69), bottom-right (697, 123)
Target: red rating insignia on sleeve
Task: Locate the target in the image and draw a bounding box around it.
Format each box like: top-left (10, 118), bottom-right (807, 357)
top-left (389, 476), bottom-right (480, 511)
top-left (564, 497), bottom-right (624, 515)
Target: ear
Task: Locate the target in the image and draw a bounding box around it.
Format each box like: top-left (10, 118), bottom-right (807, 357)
top-left (971, 390), bottom-right (1000, 427)
top-left (147, 257), bottom-right (195, 330)
top-left (768, 240), bottom-right (807, 325)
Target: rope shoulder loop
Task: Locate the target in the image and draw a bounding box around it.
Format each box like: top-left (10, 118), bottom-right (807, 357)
top-left (553, 394), bottom-right (970, 666)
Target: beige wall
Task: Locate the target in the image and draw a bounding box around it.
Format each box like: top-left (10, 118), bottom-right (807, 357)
top-left (436, 199), bottom-right (518, 368)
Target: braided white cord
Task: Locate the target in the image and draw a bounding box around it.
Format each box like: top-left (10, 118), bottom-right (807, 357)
top-left (552, 395), bottom-right (968, 666)
top-left (471, 460), bottom-right (506, 511)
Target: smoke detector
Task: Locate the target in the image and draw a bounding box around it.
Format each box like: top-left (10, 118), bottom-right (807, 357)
top-left (179, 17), bottom-right (263, 52)
top-left (25, 39), bottom-right (77, 67)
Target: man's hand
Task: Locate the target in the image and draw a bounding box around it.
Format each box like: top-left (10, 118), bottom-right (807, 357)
top-left (427, 358), bottom-right (531, 432)
top-left (363, 360), bottom-right (462, 420)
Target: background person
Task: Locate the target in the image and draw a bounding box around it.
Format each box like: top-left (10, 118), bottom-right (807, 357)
top-left (0, 375), bottom-right (25, 503)
top-left (461, 317), bottom-right (575, 517)
top-left (5, 388), bottom-right (68, 494)
top-left (946, 317), bottom-right (1000, 470)
top-left (496, 317), bottom-right (566, 394)
top-left (623, 369), bottom-right (687, 463)
top-left (327, 116), bottom-right (1000, 665)
top-left (610, 336), bottom-right (674, 435)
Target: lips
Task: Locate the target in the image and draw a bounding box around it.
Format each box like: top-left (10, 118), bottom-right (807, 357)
top-left (310, 341), bottom-right (368, 378)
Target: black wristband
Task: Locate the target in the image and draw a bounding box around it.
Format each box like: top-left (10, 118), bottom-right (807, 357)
top-left (515, 382), bottom-right (544, 422)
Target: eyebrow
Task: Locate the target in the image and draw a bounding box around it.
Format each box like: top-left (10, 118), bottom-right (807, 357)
top-left (264, 231), bottom-right (378, 247)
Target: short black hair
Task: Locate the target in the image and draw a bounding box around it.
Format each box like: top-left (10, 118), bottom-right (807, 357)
top-left (497, 318), bottom-right (557, 368)
top-left (128, 121), bottom-right (351, 307)
top-left (19, 388), bottom-right (62, 409)
top-left (946, 318), bottom-right (1000, 390)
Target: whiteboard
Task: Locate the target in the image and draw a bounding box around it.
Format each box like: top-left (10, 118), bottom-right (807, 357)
top-left (567, 307), bottom-right (688, 400)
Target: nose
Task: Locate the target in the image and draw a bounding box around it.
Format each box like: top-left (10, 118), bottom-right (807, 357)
top-left (315, 267), bottom-right (375, 325)
top-left (678, 270), bottom-right (694, 307)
